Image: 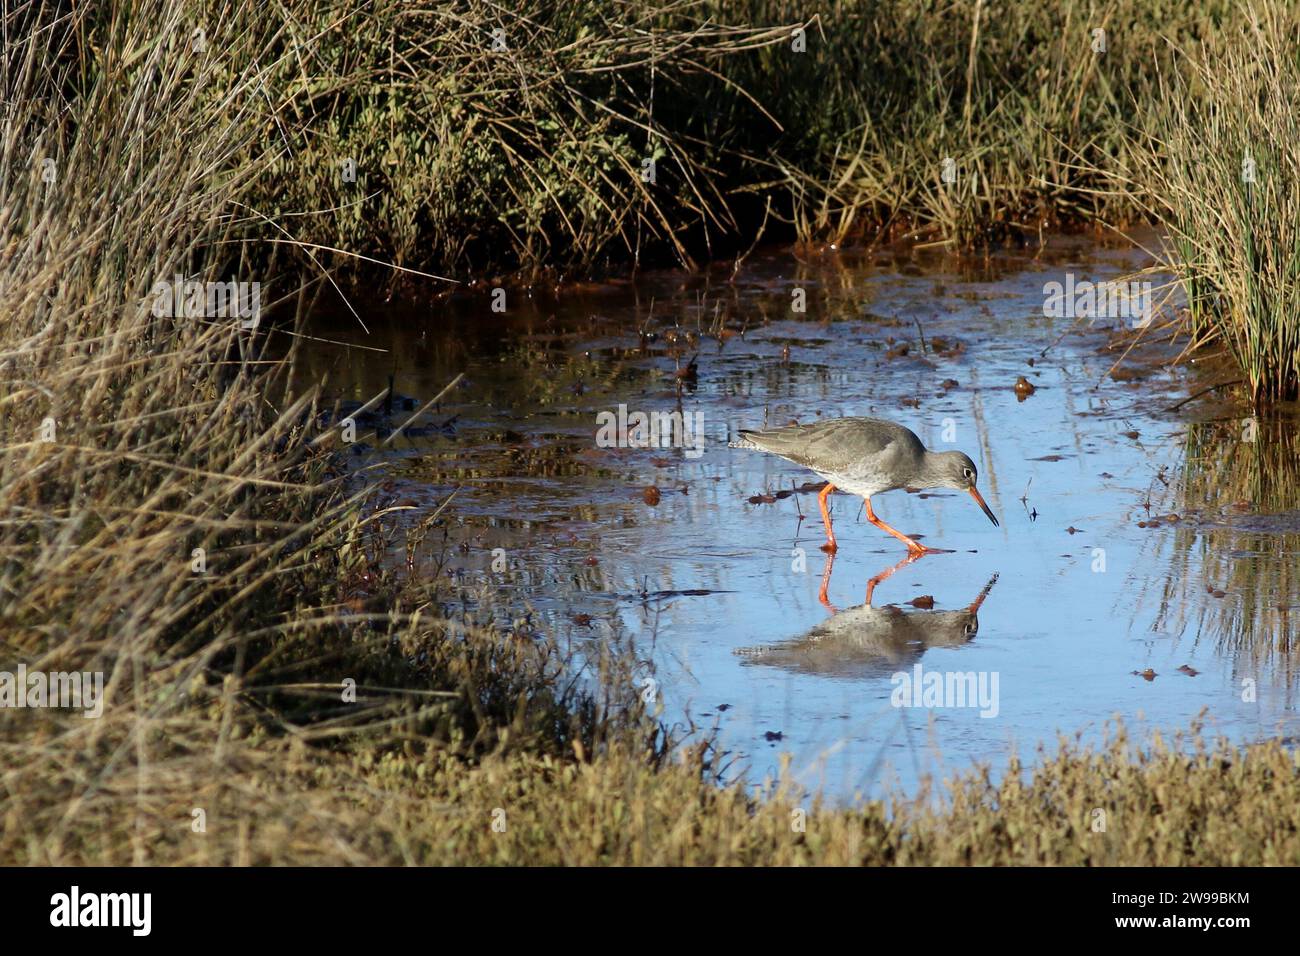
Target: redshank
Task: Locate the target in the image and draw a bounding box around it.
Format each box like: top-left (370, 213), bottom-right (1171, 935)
top-left (729, 416), bottom-right (998, 554)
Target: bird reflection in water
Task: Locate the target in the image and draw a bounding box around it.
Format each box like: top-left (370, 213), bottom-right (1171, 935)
top-left (736, 554), bottom-right (999, 679)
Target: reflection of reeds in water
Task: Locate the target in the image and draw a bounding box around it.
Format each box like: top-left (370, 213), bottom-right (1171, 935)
top-left (1151, 417), bottom-right (1300, 690)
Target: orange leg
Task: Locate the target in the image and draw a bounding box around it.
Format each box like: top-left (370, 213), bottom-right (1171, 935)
top-left (823, 552), bottom-right (923, 612)
top-left (817, 552), bottom-right (838, 613)
top-left (817, 483), bottom-right (838, 553)
top-left (864, 552), bottom-right (923, 604)
top-left (864, 496), bottom-right (933, 555)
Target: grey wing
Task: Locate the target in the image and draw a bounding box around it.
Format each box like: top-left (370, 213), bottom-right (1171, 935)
top-left (740, 417), bottom-right (921, 475)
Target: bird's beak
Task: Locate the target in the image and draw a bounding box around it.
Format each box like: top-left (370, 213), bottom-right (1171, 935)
top-left (968, 486), bottom-right (999, 527)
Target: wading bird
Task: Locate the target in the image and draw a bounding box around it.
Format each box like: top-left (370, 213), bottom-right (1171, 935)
top-left (730, 416), bottom-right (999, 554)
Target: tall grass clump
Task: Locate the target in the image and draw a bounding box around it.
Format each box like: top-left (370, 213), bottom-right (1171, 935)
top-left (723, 0), bottom-right (1242, 248)
top-left (239, 1), bottom-right (797, 279)
top-left (9, 1), bottom-right (1262, 283)
top-left (1137, 8), bottom-right (1300, 406)
top-left (157, 1), bottom-right (1258, 277)
top-left (0, 0), bottom-right (661, 864)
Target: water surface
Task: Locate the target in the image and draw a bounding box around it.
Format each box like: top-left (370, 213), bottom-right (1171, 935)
top-left (291, 235), bottom-right (1300, 802)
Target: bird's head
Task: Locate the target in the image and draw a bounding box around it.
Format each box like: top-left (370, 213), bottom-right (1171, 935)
top-left (934, 451), bottom-right (999, 527)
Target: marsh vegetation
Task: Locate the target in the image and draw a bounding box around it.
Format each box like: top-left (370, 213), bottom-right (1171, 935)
top-left (2, 0), bottom-right (1298, 864)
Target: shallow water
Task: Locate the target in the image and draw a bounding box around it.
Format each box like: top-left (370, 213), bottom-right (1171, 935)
top-left (291, 234), bottom-right (1300, 803)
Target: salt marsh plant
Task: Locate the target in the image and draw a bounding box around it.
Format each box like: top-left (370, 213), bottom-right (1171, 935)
top-left (1137, 7), bottom-right (1300, 406)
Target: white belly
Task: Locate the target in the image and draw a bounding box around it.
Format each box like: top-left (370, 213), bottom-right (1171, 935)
top-left (818, 471), bottom-right (898, 499)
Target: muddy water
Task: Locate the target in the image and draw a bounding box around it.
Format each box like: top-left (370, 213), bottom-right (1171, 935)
top-left (291, 235), bottom-right (1300, 803)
